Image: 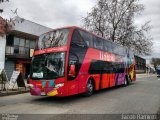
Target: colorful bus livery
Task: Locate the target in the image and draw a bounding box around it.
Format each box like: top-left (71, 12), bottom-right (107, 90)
top-left (28, 26), bottom-right (136, 97)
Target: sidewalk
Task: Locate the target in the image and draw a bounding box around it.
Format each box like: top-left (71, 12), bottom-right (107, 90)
top-left (136, 73), bottom-right (156, 78)
top-left (0, 81), bottom-right (30, 97)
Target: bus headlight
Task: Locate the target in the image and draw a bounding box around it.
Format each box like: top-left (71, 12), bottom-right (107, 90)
top-left (28, 84), bottom-right (34, 88)
top-left (54, 83), bottom-right (64, 89)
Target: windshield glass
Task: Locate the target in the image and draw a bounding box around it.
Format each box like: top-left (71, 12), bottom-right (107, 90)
top-left (37, 28), bottom-right (69, 50)
top-left (30, 52), bottom-right (65, 80)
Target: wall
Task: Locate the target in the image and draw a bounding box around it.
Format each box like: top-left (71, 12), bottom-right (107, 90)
top-left (12, 16), bottom-right (52, 36)
top-left (0, 35), bottom-right (6, 71)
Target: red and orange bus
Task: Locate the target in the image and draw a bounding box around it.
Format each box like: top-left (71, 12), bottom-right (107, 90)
top-left (28, 26), bottom-right (136, 97)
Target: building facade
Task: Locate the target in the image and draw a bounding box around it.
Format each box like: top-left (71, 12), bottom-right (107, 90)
top-left (135, 55), bottom-right (146, 73)
top-left (0, 16), bottom-right (52, 79)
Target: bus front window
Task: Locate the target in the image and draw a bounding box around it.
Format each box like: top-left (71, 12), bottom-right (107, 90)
top-left (31, 52), bottom-right (65, 80)
top-left (37, 29), bottom-right (69, 50)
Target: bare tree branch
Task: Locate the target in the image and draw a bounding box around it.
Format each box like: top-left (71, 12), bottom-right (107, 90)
top-left (82, 0), bottom-right (152, 55)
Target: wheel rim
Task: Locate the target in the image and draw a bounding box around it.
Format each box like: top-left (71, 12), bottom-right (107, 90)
top-left (124, 78), bottom-right (127, 85)
top-left (87, 80), bottom-right (93, 94)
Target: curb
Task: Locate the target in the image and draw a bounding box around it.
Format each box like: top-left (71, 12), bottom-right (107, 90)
top-left (0, 90), bottom-right (29, 97)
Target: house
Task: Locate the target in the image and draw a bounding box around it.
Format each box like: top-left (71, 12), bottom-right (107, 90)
top-left (0, 16), bottom-right (52, 79)
top-left (135, 55), bottom-right (146, 73)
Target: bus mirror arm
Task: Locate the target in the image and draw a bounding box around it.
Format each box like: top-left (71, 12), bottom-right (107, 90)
top-left (69, 64), bottom-right (75, 77)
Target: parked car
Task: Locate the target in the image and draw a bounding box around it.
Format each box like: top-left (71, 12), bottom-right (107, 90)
top-left (156, 67), bottom-right (160, 77)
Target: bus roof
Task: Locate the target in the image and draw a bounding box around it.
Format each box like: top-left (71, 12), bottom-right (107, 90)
top-left (40, 26), bottom-right (134, 54)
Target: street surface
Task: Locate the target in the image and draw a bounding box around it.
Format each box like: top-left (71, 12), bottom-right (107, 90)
top-left (0, 74), bottom-right (160, 120)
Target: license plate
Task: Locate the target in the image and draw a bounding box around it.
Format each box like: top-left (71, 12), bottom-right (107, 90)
top-left (41, 92), bottom-right (46, 96)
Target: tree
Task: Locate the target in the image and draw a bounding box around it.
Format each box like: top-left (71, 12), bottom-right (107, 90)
top-left (0, 17), bottom-right (14, 36)
top-left (0, 16), bottom-right (24, 37)
top-left (150, 58), bottom-right (160, 70)
top-left (0, 0), bottom-right (23, 36)
top-left (0, 0), bottom-right (11, 36)
top-left (82, 0), bottom-right (153, 55)
top-left (0, 0), bottom-right (9, 13)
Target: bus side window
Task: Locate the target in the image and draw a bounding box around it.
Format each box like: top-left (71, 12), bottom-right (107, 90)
top-left (71, 30), bottom-right (87, 47)
top-left (103, 40), bottom-right (108, 51)
top-left (93, 37), bottom-right (103, 50)
top-left (118, 46), bottom-right (125, 56)
top-left (89, 60), bottom-right (103, 74)
top-left (103, 62), bottom-right (112, 73)
top-left (79, 30), bottom-right (93, 47)
top-left (104, 40), bottom-right (112, 52)
top-left (112, 44), bottom-right (118, 54)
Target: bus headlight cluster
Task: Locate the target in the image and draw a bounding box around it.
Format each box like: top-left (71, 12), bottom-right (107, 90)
top-left (54, 83), bottom-right (64, 89)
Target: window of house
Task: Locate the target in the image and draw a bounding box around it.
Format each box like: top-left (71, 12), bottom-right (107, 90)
top-left (14, 37), bottom-right (19, 46)
top-left (11, 36), bottom-right (36, 56)
top-left (19, 38), bottom-right (25, 46)
top-left (19, 46), bottom-right (25, 54)
top-left (25, 40), bottom-right (30, 55)
top-left (25, 47), bottom-right (29, 55)
top-left (14, 45), bottom-right (19, 54)
top-left (25, 40), bottom-right (29, 47)
top-left (30, 41), bottom-right (36, 49)
top-left (6, 35), bottom-right (14, 46)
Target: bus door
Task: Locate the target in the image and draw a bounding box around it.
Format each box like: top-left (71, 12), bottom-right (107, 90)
top-left (67, 29), bottom-right (88, 95)
top-left (67, 52), bottom-right (79, 96)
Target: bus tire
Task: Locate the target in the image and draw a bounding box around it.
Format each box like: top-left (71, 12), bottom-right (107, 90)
top-left (123, 76), bottom-right (128, 86)
top-left (84, 79), bottom-right (94, 97)
top-left (127, 75), bottom-right (131, 85)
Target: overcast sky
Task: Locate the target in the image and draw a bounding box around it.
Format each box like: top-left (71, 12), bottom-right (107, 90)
top-left (0, 0), bottom-right (160, 61)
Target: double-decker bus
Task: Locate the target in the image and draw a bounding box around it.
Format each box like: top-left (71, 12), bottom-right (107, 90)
top-left (28, 26), bottom-right (136, 97)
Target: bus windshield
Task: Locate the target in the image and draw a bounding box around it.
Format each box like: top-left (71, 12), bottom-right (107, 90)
top-left (37, 28), bottom-right (69, 50)
top-left (30, 52), bottom-right (65, 80)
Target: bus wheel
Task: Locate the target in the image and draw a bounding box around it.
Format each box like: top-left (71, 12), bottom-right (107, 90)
top-left (84, 79), bottom-right (94, 96)
top-left (124, 75), bottom-right (131, 86)
top-left (127, 75), bottom-right (131, 85)
top-left (123, 76), bottom-right (128, 86)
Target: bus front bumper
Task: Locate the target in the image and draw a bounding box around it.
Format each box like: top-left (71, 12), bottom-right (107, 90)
top-left (30, 88), bottom-right (58, 96)
top-left (29, 83), bottom-right (64, 97)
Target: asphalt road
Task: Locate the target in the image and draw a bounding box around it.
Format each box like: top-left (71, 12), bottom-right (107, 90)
top-left (0, 74), bottom-right (160, 120)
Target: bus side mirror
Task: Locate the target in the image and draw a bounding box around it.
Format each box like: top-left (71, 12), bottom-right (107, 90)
top-left (69, 64), bottom-right (75, 77)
